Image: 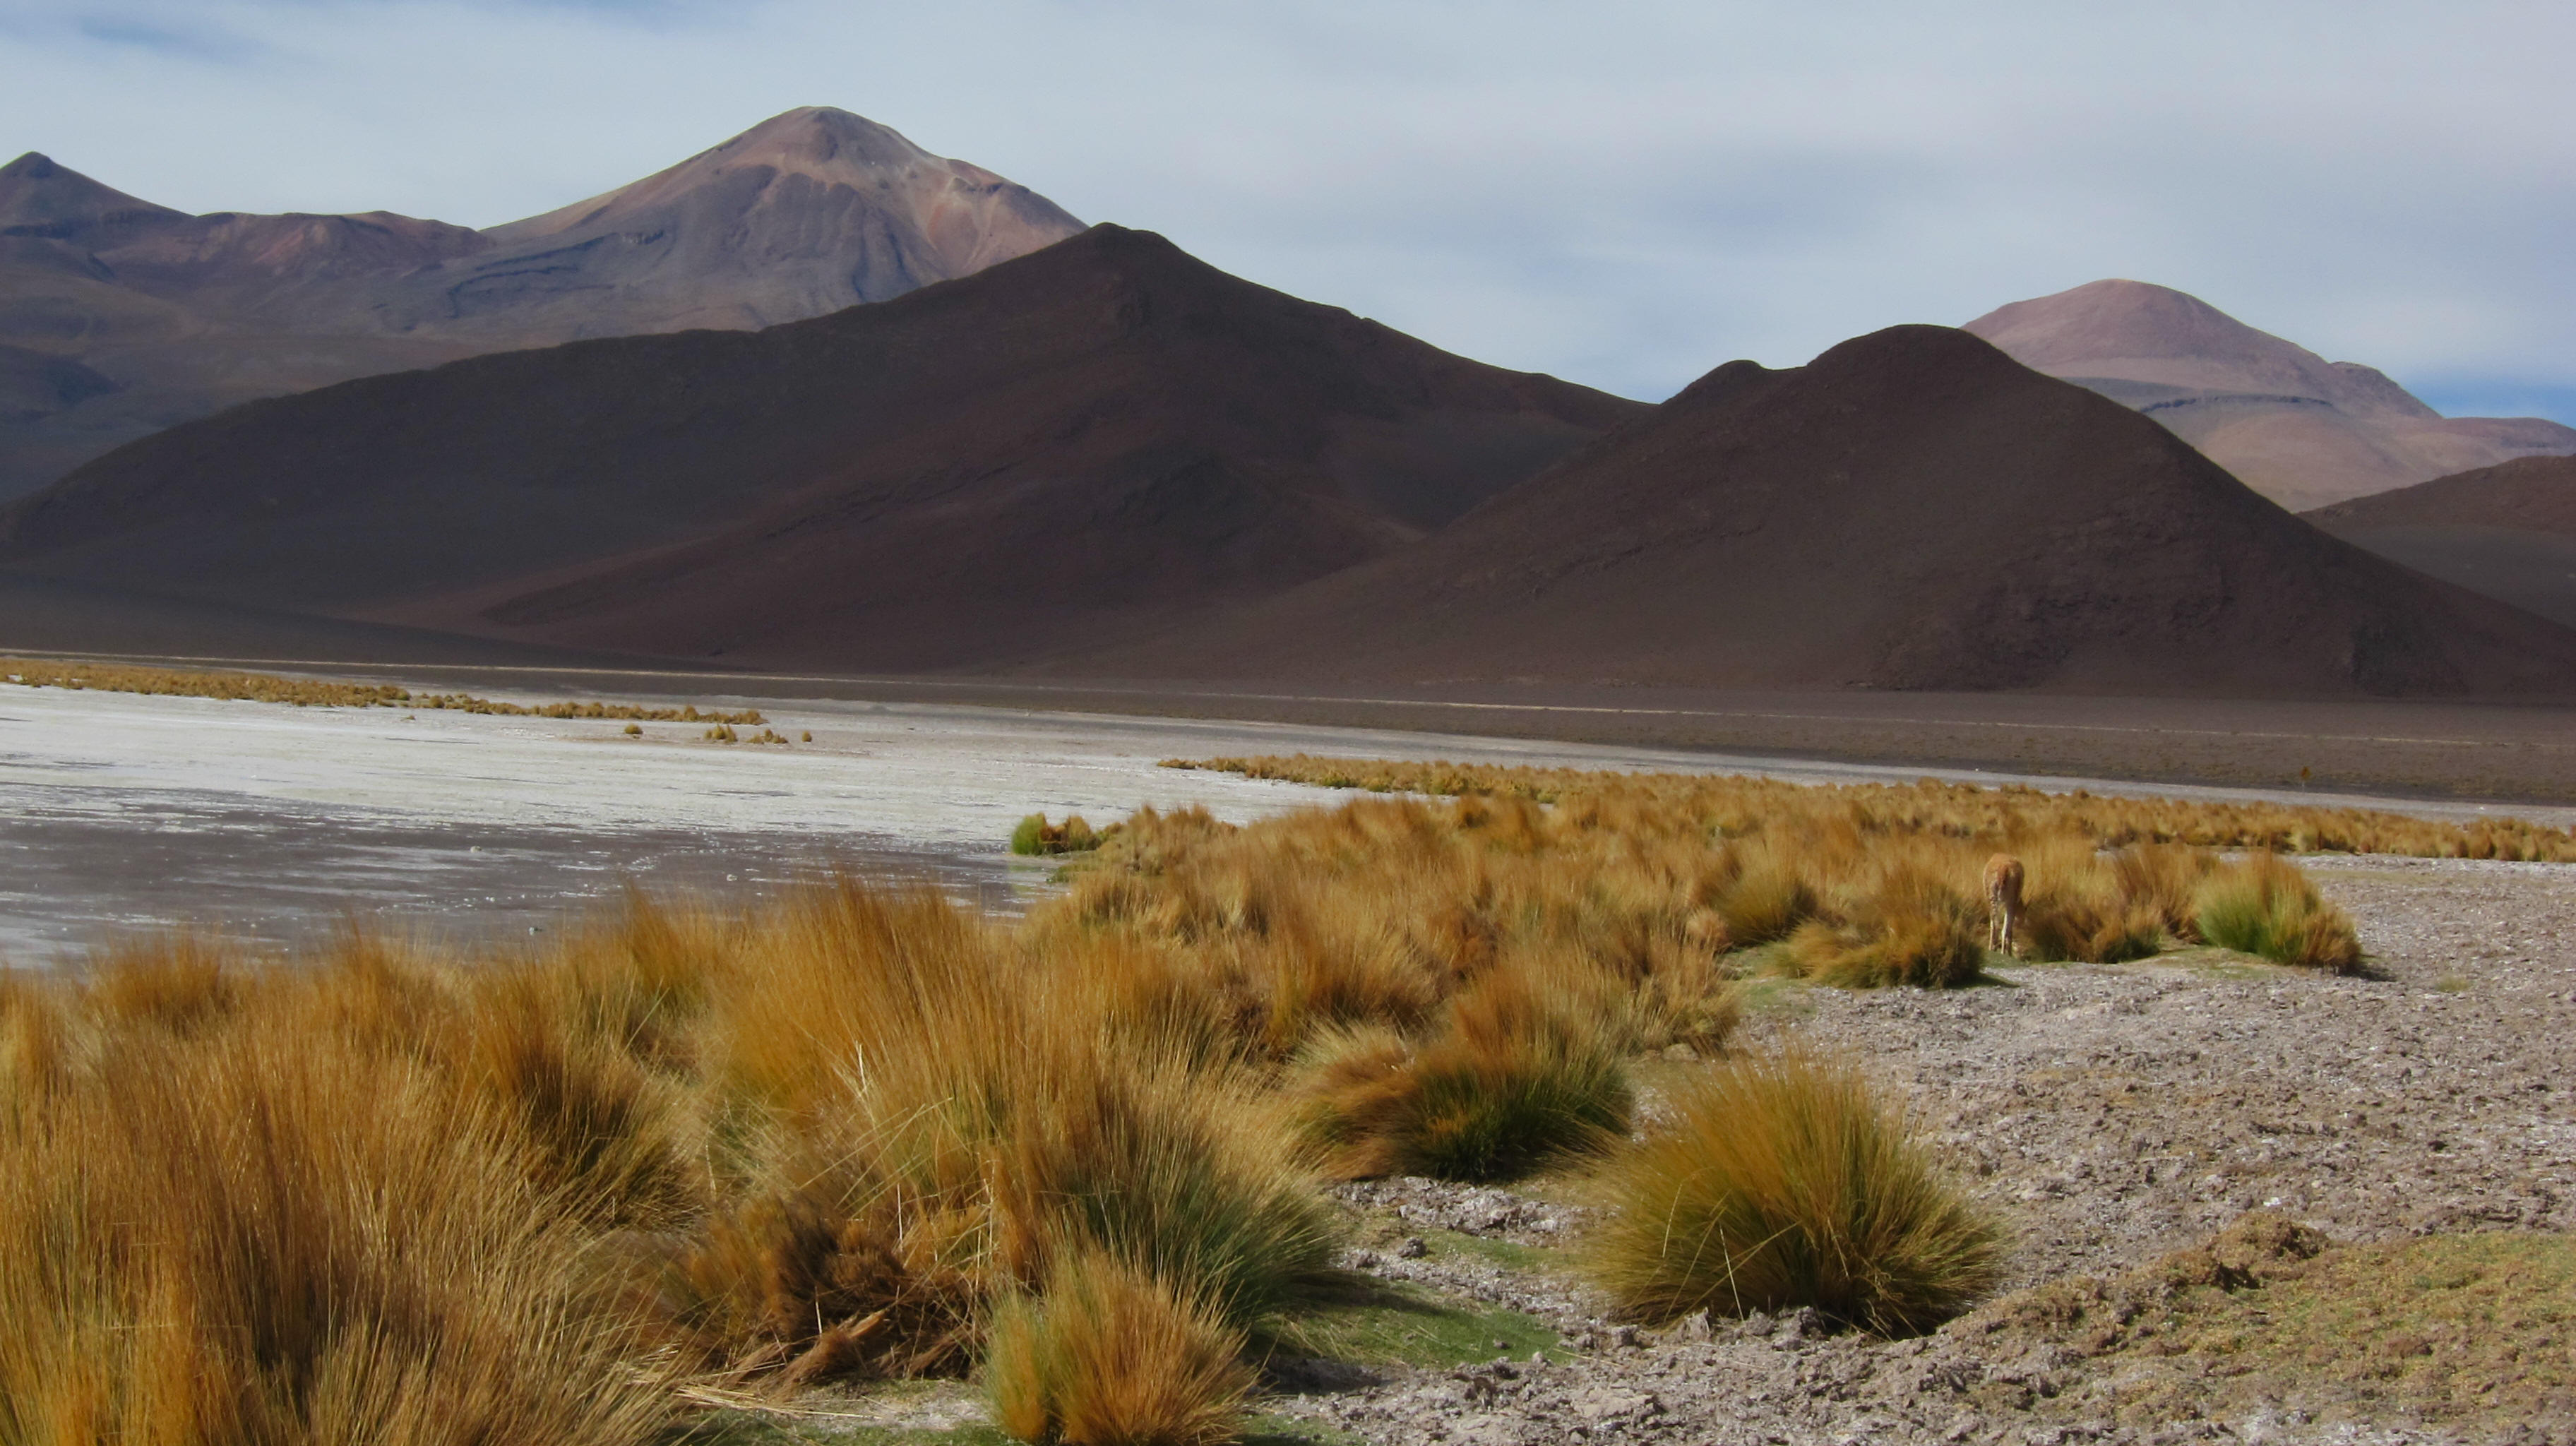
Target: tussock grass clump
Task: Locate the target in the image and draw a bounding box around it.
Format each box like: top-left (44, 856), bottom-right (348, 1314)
top-left (1292, 964), bottom-right (1632, 1182)
top-left (1176, 754), bottom-right (2576, 863)
top-left (1585, 1051), bottom-right (2004, 1336)
top-left (2015, 839), bottom-right (2174, 964)
top-left (2194, 853), bottom-right (2365, 972)
top-left (661, 883), bottom-right (1335, 1380)
top-left (1013, 813), bottom-right (1113, 856)
top-left (0, 655), bottom-right (764, 724)
top-left (1772, 852), bottom-right (1986, 987)
top-left (0, 883), bottom-right (1340, 1439)
top-left (0, 961), bottom-right (675, 1444)
top-left (986, 1248), bottom-right (1254, 1446)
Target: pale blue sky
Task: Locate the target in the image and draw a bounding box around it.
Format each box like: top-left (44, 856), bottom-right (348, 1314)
top-left (6, 0), bottom-right (2570, 419)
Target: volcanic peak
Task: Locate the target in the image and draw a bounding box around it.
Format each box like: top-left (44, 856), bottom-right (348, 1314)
top-left (0, 152), bottom-right (185, 240)
top-left (484, 105), bottom-right (1078, 248)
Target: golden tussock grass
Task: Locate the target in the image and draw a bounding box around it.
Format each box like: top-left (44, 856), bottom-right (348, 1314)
top-left (0, 655), bottom-right (765, 724)
top-left (0, 943), bottom-right (676, 1445)
top-left (2, 754), bottom-right (2390, 1436)
top-left (985, 1247), bottom-right (1254, 1446)
top-left (0, 883), bottom-right (1337, 1444)
top-left (1583, 1051), bottom-right (2005, 1335)
top-left (2191, 853), bottom-right (2366, 972)
top-left (1171, 754), bottom-right (2576, 862)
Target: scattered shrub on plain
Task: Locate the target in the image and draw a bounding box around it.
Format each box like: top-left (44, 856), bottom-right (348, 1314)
top-left (2194, 853), bottom-right (2366, 972)
top-left (1585, 1051), bottom-right (2005, 1336)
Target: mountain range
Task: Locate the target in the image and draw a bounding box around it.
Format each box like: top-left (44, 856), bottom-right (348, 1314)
top-left (1067, 325), bottom-right (2576, 696)
top-left (1964, 280), bottom-right (2576, 512)
top-left (0, 226), bottom-right (1638, 670)
top-left (5, 110), bottom-right (2575, 700)
top-left (0, 108), bottom-right (1083, 498)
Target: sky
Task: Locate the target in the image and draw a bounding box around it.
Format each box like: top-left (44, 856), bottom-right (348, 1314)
top-left (4, 0), bottom-right (2570, 418)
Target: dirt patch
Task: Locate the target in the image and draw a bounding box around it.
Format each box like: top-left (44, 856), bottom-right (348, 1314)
top-left (1259, 856), bottom-right (2576, 1444)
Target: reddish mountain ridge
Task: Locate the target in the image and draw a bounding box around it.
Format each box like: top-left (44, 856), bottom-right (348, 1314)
top-left (1965, 281), bottom-right (2576, 510)
top-left (0, 225), bottom-right (1642, 670)
top-left (1066, 326), bottom-right (2576, 698)
top-left (2302, 456), bottom-right (2576, 630)
top-left (0, 109), bottom-right (1085, 498)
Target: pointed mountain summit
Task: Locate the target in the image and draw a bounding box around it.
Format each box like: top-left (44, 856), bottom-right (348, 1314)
top-left (410, 107), bottom-right (1088, 342)
top-left (0, 225), bottom-right (1642, 670)
top-left (1965, 280), bottom-right (2576, 510)
top-left (0, 153), bottom-right (185, 243)
top-left (0, 109), bottom-right (1091, 498)
top-left (1074, 325), bottom-right (2576, 698)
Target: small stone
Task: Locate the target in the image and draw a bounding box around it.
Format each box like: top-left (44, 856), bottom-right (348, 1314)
top-left (1675, 1309), bottom-right (1715, 1342)
top-left (1397, 1236), bottom-right (1429, 1259)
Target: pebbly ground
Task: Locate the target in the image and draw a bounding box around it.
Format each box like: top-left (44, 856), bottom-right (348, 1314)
top-left (1258, 856), bottom-right (2576, 1446)
top-left (739, 857), bottom-right (2575, 1445)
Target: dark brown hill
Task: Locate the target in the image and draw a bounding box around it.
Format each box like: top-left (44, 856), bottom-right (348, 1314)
top-left (0, 225), bottom-right (1641, 670)
top-left (1066, 326), bottom-right (2576, 698)
top-left (2302, 456), bottom-right (2576, 629)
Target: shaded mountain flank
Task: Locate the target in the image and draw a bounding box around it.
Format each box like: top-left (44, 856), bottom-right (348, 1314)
top-left (0, 109), bottom-right (1085, 498)
top-left (1965, 280), bottom-right (2576, 512)
top-left (2303, 455), bottom-right (2576, 630)
top-left (1063, 326), bottom-right (2576, 698)
top-left (0, 225), bottom-right (1643, 670)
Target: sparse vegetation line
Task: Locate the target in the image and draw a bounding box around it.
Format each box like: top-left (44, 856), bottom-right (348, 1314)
top-left (0, 656), bottom-right (765, 725)
top-left (1165, 753), bottom-right (2576, 861)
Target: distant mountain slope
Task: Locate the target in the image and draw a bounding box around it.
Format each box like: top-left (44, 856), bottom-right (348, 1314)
top-left (1065, 326), bottom-right (2576, 698)
top-left (0, 225), bottom-right (1643, 671)
top-left (1964, 280), bottom-right (2576, 510)
top-left (0, 109), bottom-right (1085, 498)
top-left (2303, 456), bottom-right (2576, 629)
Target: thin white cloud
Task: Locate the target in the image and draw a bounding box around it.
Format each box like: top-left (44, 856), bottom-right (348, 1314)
top-left (2, 0), bottom-right (2570, 415)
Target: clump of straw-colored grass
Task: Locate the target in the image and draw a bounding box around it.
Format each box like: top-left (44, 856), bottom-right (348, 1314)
top-left (1013, 813), bottom-right (1111, 856)
top-left (1585, 1051), bottom-right (2004, 1336)
top-left (986, 1247), bottom-right (1253, 1446)
top-left (2195, 854), bottom-right (2366, 972)
top-left (1290, 962), bottom-right (1632, 1182)
top-left (0, 947), bottom-right (674, 1445)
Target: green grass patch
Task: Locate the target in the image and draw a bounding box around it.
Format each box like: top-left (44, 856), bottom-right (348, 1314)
top-left (1727, 968), bottom-right (1815, 1014)
top-left (1417, 1228), bottom-right (1551, 1273)
top-left (1274, 1277), bottom-right (1566, 1368)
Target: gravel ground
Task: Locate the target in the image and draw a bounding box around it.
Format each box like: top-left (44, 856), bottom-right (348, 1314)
top-left (1265, 857), bottom-right (2576, 1446)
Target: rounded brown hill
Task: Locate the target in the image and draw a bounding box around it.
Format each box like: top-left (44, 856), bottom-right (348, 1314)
top-left (2303, 455), bottom-right (2576, 630)
top-left (0, 225), bottom-right (1643, 669)
top-left (1068, 326), bottom-right (2576, 698)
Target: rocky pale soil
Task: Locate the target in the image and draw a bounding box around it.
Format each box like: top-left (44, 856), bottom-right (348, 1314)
top-left (1263, 857), bottom-right (2576, 1446)
top-left (765, 858), bottom-right (2575, 1445)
